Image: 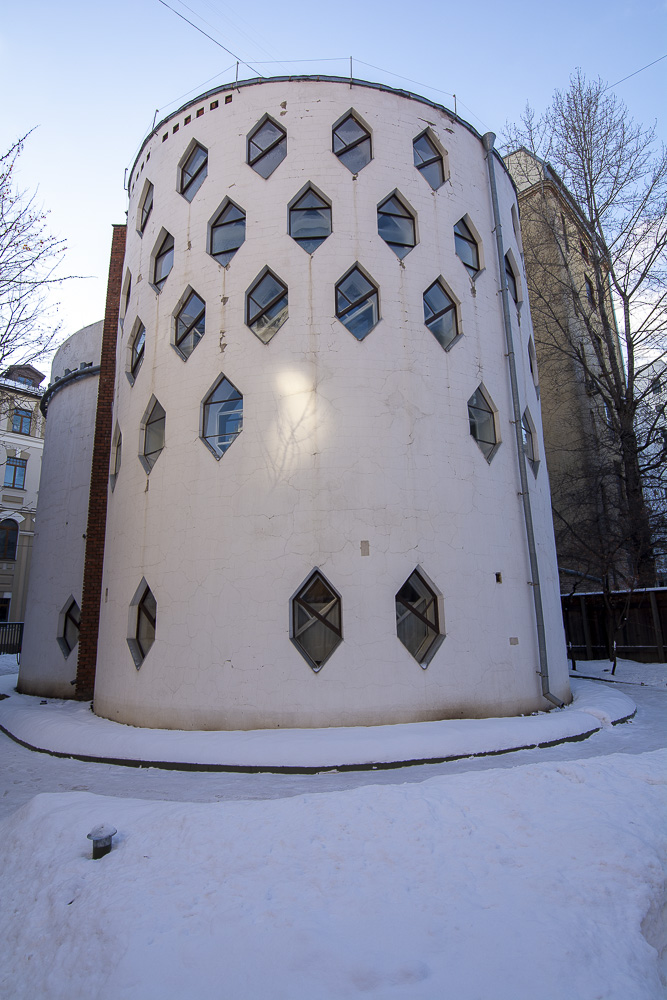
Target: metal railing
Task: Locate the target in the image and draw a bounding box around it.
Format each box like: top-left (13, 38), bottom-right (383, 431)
top-left (0, 622), bottom-right (24, 654)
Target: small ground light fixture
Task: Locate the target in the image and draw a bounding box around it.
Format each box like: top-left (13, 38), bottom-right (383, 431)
top-left (87, 823), bottom-right (117, 859)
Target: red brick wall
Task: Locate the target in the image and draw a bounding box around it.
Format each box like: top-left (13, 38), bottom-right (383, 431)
top-left (75, 224), bottom-right (126, 700)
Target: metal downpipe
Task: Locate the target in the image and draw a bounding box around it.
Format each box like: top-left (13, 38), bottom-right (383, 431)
top-left (482, 132), bottom-right (563, 708)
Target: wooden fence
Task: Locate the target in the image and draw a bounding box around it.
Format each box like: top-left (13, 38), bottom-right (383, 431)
top-left (561, 588), bottom-right (667, 662)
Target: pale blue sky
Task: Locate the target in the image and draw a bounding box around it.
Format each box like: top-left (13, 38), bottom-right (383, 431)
top-left (1, 0), bottom-right (665, 356)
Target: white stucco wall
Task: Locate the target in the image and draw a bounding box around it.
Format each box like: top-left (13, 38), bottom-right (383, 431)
top-left (18, 322), bottom-right (103, 697)
top-left (90, 78), bottom-right (569, 729)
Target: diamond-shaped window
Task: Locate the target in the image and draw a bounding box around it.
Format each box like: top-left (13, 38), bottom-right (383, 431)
top-left (291, 570), bottom-right (342, 672)
top-left (395, 569), bottom-right (443, 667)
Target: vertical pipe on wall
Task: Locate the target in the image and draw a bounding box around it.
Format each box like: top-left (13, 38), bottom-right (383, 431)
top-left (482, 132), bottom-right (563, 708)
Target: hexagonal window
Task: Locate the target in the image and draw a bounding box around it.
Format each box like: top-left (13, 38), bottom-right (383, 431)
top-left (505, 251), bottom-right (521, 305)
top-left (137, 180), bottom-right (153, 235)
top-left (522, 408), bottom-right (539, 475)
top-left (335, 265), bottom-right (379, 340)
top-left (290, 569), bottom-right (342, 672)
top-left (423, 278), bottom-right (461, 351)
top-left (201, 375), bottom-right (243, 459)
top-left (289, 185), bottom-right (331, 253)
top-left (468, 384), bottom-right (500, 462)
top-left (127, 578), bottom-right (156, 668)
top-left (454, 217), bottom-right (481, 277)
top-left (209, 199), bottom-right (246, 266)
top-left (110, 423), bottom-right (122, 491)
top-left (247, 116), bottom-right (286, 178)
top-left (140, 396), bottom-right (166, 474)
top-left (395, 568), bottom-right (444, 667)
top-left (246, 269), bottom-right (288, 344)
top-left (413, 130), bottom-right (445, 190)
top-left (174, 289), bottom-right (205, 360)
top-left (332, 112), bottom-right (371, 173)
top-left (377, 193), bottom-right (417, 259)
top-left (152, 231), bottom-right (174, 292)
top-left (127, 319), bottom-right (145, 385)
top-left (57, 596), bottom-right (80, 659)
top-left (179, 141), bottom-right (208, 201)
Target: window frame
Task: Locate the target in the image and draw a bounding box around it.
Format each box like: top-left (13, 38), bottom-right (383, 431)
top-left (140, 397), bottom-right (166, 474)
top-left (0, 519), bottom-right (18, 560)
top-left (335, 264), bottom-right (380, 341)
top-left (521, 408), bottom-right (539, 476)
top-left (454, 216), bottom-right (482, 278)
top-left (288, 183), bottom-right (332, 253)
top-left (395, 567), bottom-right (445, 668)
top-left (200, 374), bottom-right (243, 460)
top-left (332, 110), bottom-right (372, 174)
top-left (137, 180), bottom-right (154, 236)
top-left (377, 191), bottom-right (417, 259)
top-left (110, 424), bottom-right (122, 491)
top-left (290, 569), bottom-right (343, 673)
top-left (127, 319), bottom-right (146, 385)
top-left (151, 230), bottom-right (175, 292)
top-left (468, 384), bottom-right (500, 462)
top-left (57, 596), bottom-right (81, 659)
top-left (412, 129), bottom-right (446, 190)
top-left (208, 198), bottom-right (246, 267)
top-left (247, 116), bottom-right (287, 178)
top-left (179, 141), bottom-right (208, 201)
top-left (245, 268), bottom-right (289, 344)
top-left (12, 407), bottom-right (32, 435)
top-left (173, 288), bottom-right (206, 361)
top-left (4, 456), bottom-right (27, 489)
top-left (505, 253), bottom-right (520, 305)
top-left (423, 277), bottom-right (462, 352)
top-left (127, 578), bottom-right (157, 668)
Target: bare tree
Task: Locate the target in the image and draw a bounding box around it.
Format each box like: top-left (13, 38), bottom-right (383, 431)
top-left (0, 133), bottom-right (67, 372)
top-left (505, 71), bottom-right (667, 616)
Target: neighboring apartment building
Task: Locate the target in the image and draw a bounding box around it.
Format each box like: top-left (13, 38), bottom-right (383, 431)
top-left (0, 364), bottom-right (45, 622)
top-left (641, 359), bottom-right (667, 585)
top-left (504, 148), bottom-right (642, 593)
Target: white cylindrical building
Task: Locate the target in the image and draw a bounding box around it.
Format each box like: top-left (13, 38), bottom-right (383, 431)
top-left (18, 321), bottom-right (103, 697)
top-left (87, 77), bottom-right (569, 730)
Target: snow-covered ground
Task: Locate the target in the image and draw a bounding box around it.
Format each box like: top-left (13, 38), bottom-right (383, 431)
top-left (0, 658), bottom-right (665, 999)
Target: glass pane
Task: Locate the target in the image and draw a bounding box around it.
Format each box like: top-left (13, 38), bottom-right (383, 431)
top-left (339, 140), bottom-right (371, 173)
top-left (251, 296), bottom-right (288, 344)
top-left (378, 211), bottom-right (414, 250)
top-left (396, 572), bottom-right (438, 662)
top-left (423, 282), bottom-right (450, 318)
top-left (420, 160), bottom-right (444, 190)
top-left (293, 572), bottom-right (342, 669)
top-left (250, 274), bottom-right (284, 313)
top-left (212, 218), bottom-right (245, 257)
top-left (204, 380), bottom-right (243, 457)
top-left (338, 269), bottom-right (373, 307)
top-left (183, 145), bottom-right (207, 182)
top-left (341, 295), bottom-right (378, 340)
top-left (132, 325), bottom-right (146, 368)
top-left (177, 294), bottom-right (205, 335)
top-left (252, 141), bottom-right (285, 178)
top-left (155, 236), bottom-right (174, 285)
top-left (294, 190), bottom-right (327, 211)
top-left (413, 134), bottom-right (436, 165)
top-left (427, 309), bottom-right (456, 350)
top-left (333, 117), bottom-right (366, 150)
top-left (290, 206), bottom-right (331, 241)
top-left (251, 121), bottom-right (283, 155)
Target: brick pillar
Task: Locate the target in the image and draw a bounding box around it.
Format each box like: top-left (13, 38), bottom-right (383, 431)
top-left (75, 224), bottom-right (126, 700)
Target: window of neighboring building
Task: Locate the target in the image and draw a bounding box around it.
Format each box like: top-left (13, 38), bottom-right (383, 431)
top-left (61, 599), bottom-right (80, 656)
top-left (12, 408), bottom-right (31, 435)
top-left (175, 290), bottom-right (205, 360)
top-left (395, 569), bottom-right (443, 667)
top-left (179, 142), bottom-right (208, 201)
top-left (0, 519), bottom-right (18, 560)
top-left (505, 254), bottom-right (518, 304)
top-left (201, 376), bottom-right (243, 459)
top-left (141, 399), bottom-right (166, 473)
top-left (127, 581), bottom-right (157, 668)
top-left (468, 385), bottom-right (499, 461)
top-left (15, 376), bottom-right (34, 386)
top-left (4, 457), bottom-right (27, 489)
top-left (580, 240), bottom-right (590, 263)
top-left (153, 232), bottom-right (174, 291)
top-left (423, 279), bottom-right (460, 351)
top-left (139, 182), bottom-right (154, 234)
top-left (332, 113), bottom-right (372, 173)
top-left (522, 409), bottom-right (539, 475)
top-left (377, 193), bottom-right (417, 259)
top-left (413, 131), bottom-right (444, 190)
top-left (335, 265), bottom-right (379, 340)
top-left (246, 270), bottom-right (288, 344)
top-left (209, 200), bottom-right (246, 266)
top-left (454, 217), bottom-right (480, 277)
top-left (129, 321), bottom-right (146, 383)
top-left (585, 275), bottom-right (596, 307)
top-left (0, 598), bottom-right (9, 622)
top-left (291, 570), bottom-right (342, 672)
top-left (289, 186), bottom-right (332, 253)
top-left (247, 117), bottom-right (286, 178)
